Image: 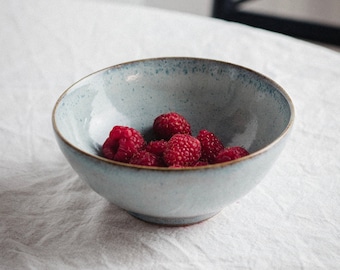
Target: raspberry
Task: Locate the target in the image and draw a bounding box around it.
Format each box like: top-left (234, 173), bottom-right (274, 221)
top-left (163, 134), bottom-right (201, 167)
top-left (102, 113), bottom-right (250, 168)
top-left (197, 129), bottom-right (224, 163)
top-left (102, 126), bottom-right (145, 163)
top-left (214, 146), bottom-right (249, 163)
top-left (145, 140), bottom-right (168, 157)
top-left (153, 112), bottom-right (191, 140)
top-left (129, 150), bottom-right (164, 167)
top-left (194, 160), bottom-right (209, 167)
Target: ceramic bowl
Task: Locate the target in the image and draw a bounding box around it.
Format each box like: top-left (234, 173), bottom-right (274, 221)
top-left (52, 57), bottom-right (294, 226)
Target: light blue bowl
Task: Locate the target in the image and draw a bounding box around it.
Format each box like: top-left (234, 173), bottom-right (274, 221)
top-left (52, 58), bottom-right (294, 226)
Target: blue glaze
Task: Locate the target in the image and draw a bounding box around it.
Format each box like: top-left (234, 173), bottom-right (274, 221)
top-left (52, 58), bottom-right (294, 225)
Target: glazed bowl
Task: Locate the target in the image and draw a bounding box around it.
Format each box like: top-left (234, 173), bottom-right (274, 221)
top-left (52, 57), bottom-right (294, 225)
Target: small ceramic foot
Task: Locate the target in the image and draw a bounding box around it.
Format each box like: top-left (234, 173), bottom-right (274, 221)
top-left (128, 211), bottom-right (219, 226)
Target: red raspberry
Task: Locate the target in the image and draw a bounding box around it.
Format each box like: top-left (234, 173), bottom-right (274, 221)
top-left (197, 129), bottom-right (224, 163)
top-left (153, 112), bottom-right (191, 140)
top-left (145, 140), bottom-right (168, 157)
top-left (102, 126), bottom-right (145, 163)
top-left (129, 150), bottom-right (164, 167)
top-left (214, 146), bottom-right (249, 163)
top-left (163, 134), bottom-right (201, 167)
top-left (194, 160), bottom-right (209, 167)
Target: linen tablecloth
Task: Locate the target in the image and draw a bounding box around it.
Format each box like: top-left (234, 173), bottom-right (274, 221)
top-left (1, 0), bottom-right (340, 269)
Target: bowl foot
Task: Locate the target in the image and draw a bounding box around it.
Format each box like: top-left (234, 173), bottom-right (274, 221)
top-left (128, 211), bottom-right (220, 226)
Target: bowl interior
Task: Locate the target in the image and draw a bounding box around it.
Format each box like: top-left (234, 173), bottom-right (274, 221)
top-left (54, 58), bottom-right (293, 159)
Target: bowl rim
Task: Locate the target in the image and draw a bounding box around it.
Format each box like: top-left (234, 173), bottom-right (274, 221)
top-left (52, 57), bottom-right (295, 171)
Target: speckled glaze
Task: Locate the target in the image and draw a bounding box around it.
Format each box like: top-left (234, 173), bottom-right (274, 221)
top-left (52, 58), bottom-right (294, 226)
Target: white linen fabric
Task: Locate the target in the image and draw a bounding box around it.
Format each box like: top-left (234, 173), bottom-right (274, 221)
top-left (1, 0), bottom-right (340, 269)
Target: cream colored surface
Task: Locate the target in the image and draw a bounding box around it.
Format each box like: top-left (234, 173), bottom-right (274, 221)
top-left (1, 0), bottom-right (340, 269)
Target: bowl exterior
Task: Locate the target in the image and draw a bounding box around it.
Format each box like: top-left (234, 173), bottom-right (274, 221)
top-left (53, 57), bottom-right (294, 225)
top-left (54, 128), bottom-right (291, 225)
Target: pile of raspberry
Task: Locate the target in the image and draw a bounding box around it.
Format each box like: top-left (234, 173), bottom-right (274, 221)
top-left (102, 112), bottom-right (249, 168)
